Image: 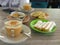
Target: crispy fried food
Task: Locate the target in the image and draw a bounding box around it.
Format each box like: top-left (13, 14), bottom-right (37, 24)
top-left (31, 11), bottom-right (48, 19)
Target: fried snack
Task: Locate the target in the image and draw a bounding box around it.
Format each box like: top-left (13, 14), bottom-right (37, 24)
top-left (31, 11), bottom-right (48, 19)
top-left (34, 20), bottom-right (56, 32)
top-left (7, 16), bottom-right (14, 20)
top-left (23, 15), bottom-right (30, 23)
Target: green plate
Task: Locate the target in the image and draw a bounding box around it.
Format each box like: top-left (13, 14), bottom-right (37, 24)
top-left (30, 19), bottom-right (56, 33)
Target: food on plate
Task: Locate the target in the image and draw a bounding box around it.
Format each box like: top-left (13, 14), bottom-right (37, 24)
top-left (22, 15), bottom-right (30, 23)
top-left (34, 21), bottom-right (42, 29)
top-left (7, 16), bottom-right (13, 19)
top-left (31, 11), bottom-right (48, 19)
top-left (45, 21), bottom-right (56, 31)
top-left (42, 22), bottom-right (50, 30)
top-left (34, 20), bottom-right (56, 32)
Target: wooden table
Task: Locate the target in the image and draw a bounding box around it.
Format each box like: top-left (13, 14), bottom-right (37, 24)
top-left (0, 8), bottom-right (60, 45)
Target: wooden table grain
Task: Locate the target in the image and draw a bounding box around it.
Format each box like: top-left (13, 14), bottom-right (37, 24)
top-left (0, 8), bottom-right (60, 45)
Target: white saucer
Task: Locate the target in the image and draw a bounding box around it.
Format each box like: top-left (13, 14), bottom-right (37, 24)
top-left (0, 25), bottom-right (31, 44)
top-left (18, 8), bottom-right (34, 12)
top-left (10, 11), bottom-right (26, 17)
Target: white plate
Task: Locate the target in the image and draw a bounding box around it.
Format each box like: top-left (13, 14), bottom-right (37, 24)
top-left (0, 25), bottom-right (31, 44)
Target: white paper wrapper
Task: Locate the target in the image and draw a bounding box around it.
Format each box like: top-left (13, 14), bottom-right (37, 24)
top-left (0, 0), bottom-right (4, 4)
top-left (11, 0), bottom-right (20, 6)
top-left (1, 0), bottom-right (9, 7)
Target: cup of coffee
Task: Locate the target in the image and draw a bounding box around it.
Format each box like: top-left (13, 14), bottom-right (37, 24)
top-left (23, 3), bottom-right (32, 11)
top-left (4, 20), bottom-right (22, 37)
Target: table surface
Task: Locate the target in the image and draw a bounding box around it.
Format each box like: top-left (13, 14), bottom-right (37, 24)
top-left (0, 8), bottom-right (60, 45)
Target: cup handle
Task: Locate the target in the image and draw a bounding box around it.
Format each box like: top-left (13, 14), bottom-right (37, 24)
top-left (11, 30), bottom-right (14, 37)
top-left (0, 35), bottom-right (5, 39)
